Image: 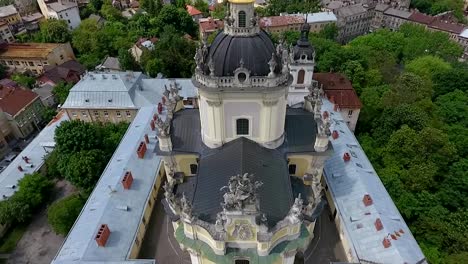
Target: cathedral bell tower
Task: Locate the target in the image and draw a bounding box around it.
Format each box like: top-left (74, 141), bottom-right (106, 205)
top-left (288, 21), bottom-right (316, 107)
top-left (192, 0), bottom-right (293, 149)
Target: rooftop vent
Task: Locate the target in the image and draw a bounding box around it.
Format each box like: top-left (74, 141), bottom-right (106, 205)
top-left (108, 99), bottom-right (113, 103)
top-left (116, 205), bottom-right (128, 211)
top-left (102, 74), bottom-right (107, 79)
top-left (343, 152), bottom-right (351, 162)
top-left (137, 141), bottom-right (147, 159)
top-left (112, 74), bottom-right (118, 79)
top-left (90, 74), bottom-right (95, 80)
top-left (332, 130), bottom-right (339, 139)
top-left (121, 171), bottom-right (133, 190)
top-left (85, 99), bottom-right (89, 102)
top-left (95, 224), bottom-right (111, 247)
top-left (144, 134), bottom-right (149, 144)
top-left (375, 218), bottom-right (383, 231)
top-left (363, 194), bottom-right (373, 207)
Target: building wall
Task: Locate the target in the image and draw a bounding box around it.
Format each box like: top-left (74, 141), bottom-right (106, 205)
top-left (0, 24), bottom-right (14, 43)
top-left (6, 98), bottom-right (44, 139)
top-left (198, 88), bottom-right (287, 149)
top-left (0, 43), bottom-right (75, 75)
top-left (336, 9), bottom-right (370, 43)
top-left (56, 7), bottom-right (81, 30)
top-left (129, 46), bottom-right (144, 63)
top-left (0, 13), bottom-right (22, 26)
top-left (308, 21), bottom-right (335, 33)
top-left (264, 23), bottom-right (303, 34)
top-left (65, 108), bottom-right (138, 123)
top-left (173, 154), bottom-right (198, 176)
top-left (338, 108), bottom-right (360, 132)
top-left (0, 112), bottom-right (13, 142)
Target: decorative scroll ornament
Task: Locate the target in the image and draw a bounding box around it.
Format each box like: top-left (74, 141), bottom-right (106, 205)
top-left (206, 100), bottom-right (222, 107)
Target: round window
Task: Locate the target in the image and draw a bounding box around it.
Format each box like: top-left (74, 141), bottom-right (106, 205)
top-left (238, 72), bottom-right (247, 83)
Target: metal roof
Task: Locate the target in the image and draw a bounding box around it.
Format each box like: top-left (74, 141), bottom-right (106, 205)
top-left (0, 5), bottom-right (18, 18)
top-left (284, 108), bottom-right (317, 153)
top-left (460, 28), bottom-right (468, 38)
top-left (186, 137), bottom-right (293, 227)
top-left (384, 8), bottom-right (412, 19)
top-left (321, 99), bottom-right (426, 263)
top-left (0, 111), bottom-right (69, 200)
top-left (63, 74), bottom-right (198, 110)
top-left (303, 12), bottom-right (337, 23)
top-left (52, 106), bottom-right (161, 264)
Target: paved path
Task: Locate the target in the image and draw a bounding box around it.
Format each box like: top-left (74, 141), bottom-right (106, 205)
top-left (139, 194), bottom-right (191, 264)
top-left (8, 180), bottom-right (75, 264)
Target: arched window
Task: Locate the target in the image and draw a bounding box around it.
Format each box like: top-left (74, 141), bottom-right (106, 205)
top-left (236, 118), bottom-right (249, 135)
top-left (297, 69), bottom-right (305, 84)
top-left (238, 11), bottom-right (246, 27)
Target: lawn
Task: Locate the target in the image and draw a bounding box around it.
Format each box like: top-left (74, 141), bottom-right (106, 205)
top-left (0, 224), bottom-right (28, 253)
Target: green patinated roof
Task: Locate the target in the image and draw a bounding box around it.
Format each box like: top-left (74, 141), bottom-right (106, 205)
top-left (175, 224), bottom-right (310, 264)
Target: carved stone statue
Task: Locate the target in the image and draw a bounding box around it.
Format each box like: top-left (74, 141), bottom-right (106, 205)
top-left (155, 116), bottom-right (169, 136)
top-left (208, 57), bottom-right (215, 77)
top-left (287, 194), bottom-right (303, 224)
top-left (215, 212), bottom-right (225, 232)
top-left (268, 53), bottom-right (277, 77)
top-left (220, 173), bottom-right (263, 211)
top-left (194, 47), bottom-right (203, 70)
top-left (318, 117), bottom-right (331, 137)
top-left (250, 16), bottom-right (257, 27)
top-left (239, 58), bottom-right (245, 68)
top-left (180, 193), bottom-right (193, 221)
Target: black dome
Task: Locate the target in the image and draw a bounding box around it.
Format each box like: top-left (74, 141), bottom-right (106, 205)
top-left (293, 23), bottom-right (315, 61)
top-left (206, 30), bottom-right (281, 77)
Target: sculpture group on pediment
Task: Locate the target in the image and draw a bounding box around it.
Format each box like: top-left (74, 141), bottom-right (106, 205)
top-left (220, 173), bottom-right (263, 211)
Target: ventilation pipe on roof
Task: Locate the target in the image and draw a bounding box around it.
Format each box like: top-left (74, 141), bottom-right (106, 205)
top-left (121, 171), bottom-right (133, 190)
top-left (95, 224), bottom-right (111, 247)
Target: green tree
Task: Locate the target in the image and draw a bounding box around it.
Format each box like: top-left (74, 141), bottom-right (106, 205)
top-left (41, 107), bottom-right (57, 122)
top-left (405, 55), bottom-right (451, 82)
top-left (100, 1), bottom-right (123, 21)
top-left (52, 82), bottom-right (74, 105)
top-left (11, 73), bottom-right (36, 88)
top-left (435, 90), bottom-right (468, 126)
top-left (64, 149), bottom-right (107, 191)
top-left (118, 48), bottom-right (139, 71)
top-left (47, 194), bottom-right (86, 235)
top-left (15, 173), bottom-right (54, 209)
top-left (211, 3), bottom-right (226, 19)
top-left (152, 4), bottom-right (197, 37)
top-left (54, 120), bottom-right (103, 154)
top-left (44, 150), bottom-right (62, 179)
top-left (39, 19), bottom-right (72, 43)
top-left (382, 72), bottom-right (432, 107)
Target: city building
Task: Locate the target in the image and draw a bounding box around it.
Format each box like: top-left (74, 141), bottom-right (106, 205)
top-left (260, 15), bottom-right (304, 34)
top-left (458, 28), bottom-right (468, 59)
top-left (96, 56), bottom-right (121, 71)
top-left (0, 5), bottom-right (22, 32)
top-left (52, 1), bottom-right (426, 263)
top-left (428, 19), bottom-right (465, 41)
top-left (37, 0), bottom-right (82, 30)
top-left (335, 4), bottom-right (370, 43)
top-left (61, 72), bottom-right (196, 123)
top-left (187, 5), bottom-right (203, 21)
top-left (21, 12), bottom-right (45, 33)
top-left (0, 86), bottom-right (45, 139)
top-left (129, 37), bottom-right (158, 63)
top-left (0, 21), bottom-right (14, 43)
top-left (198, 17), bottom-right (224, 40)
top-left (303, 11), bottom-right (337, 33)
top-left (37, 60), bottom-right (86, 86)
top-left (33, 84), bottom-right (56, 107)
top-left (382, 7), bottom-right (411, 31)
top-left (0, 42), bottom-right (76, 75)
top-left (313, 72), bottom-right (362, 132)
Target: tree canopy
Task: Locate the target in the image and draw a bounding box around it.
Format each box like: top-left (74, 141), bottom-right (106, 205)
top-left (48, 194), bottom-right (86, 235)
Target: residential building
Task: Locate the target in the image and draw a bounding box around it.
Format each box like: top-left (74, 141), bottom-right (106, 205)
top-left (0, 42), bottom-right (76, 75)
top-left (407, 11), bottom-right (435, 27)
top-left (428, 19), bottom-right (465, 41)
top-left (260, 15), bottom-right (304, 34)
top-left (0, 5), bottom-right (22, 31)
top-left (303, 11), bottom-right (337, 33)
top-left (96, 56), bottom-right (121, 71)
top-left (129, 37), bottom-right (158, 63)
top-left (33, 84), bottom-right (56, 107)
top-left (458, 29), bottom-right (468, 59)
top-left (0, 22), bottom-right (14, 43)
top-left (37, 60), bottom-right (86, 86)
top-left (370, 3), bottom-right (389, 31)
top-left (0, 86), bottom-right (45, 139)
top-left (61, 72), bottom-right (196, 123)
top-left (313, 72), bottom-right (362, 131)
top-left (21, 12), bottom-right (45, 33)
top-left (198, 17), bottom-right (223, 40)
top-left (186, 5), bottom-right (203, 21)
top-left (37, 0), bottom-right (81, 30)
top-left (382, 7), bottom-right (411, 31)
top-left (335, 4), bottom-right (370, 43)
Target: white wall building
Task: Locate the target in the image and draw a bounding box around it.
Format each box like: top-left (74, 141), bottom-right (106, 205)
top-left (37, 0), bottom-right (81, 30)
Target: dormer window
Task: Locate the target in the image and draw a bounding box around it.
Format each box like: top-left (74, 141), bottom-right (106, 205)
top-left (238, 11), bottom-right (246, 27)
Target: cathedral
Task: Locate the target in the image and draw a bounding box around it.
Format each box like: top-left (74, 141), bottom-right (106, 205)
top-left (158, 0), bottom-right (331, 263)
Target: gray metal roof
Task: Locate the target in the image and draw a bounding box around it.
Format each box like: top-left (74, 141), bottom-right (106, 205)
top-left (63, 74), bottom-right (198, 110)
top-left (0, 5), bottom-right (18, 18)
top-left (169, 109), bottom-right (204, 154)
top-left (0, 112), bottom-right (69, 200)
top-left (384, 8), bottom-right (412, 19)
top-left (336, 4), bottom-right (367, 17)
top-left (321, 99), bottom-right (426, 263)
top-left (374, 3), bottom-right (390, 12)
top-left (284, 108), bottom-right (317, 153)
top-left (184, 137), bottom-right (293, 227)
top-left (52, 106), bottom-right (161, 264)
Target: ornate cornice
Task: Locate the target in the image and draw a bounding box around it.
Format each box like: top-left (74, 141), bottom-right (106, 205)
top-left (206, 100), bottom-right (222, 107)
top-left (262, 99), bottom-right (278, 106)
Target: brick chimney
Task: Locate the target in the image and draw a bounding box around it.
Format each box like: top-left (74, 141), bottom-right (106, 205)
top-left (144, 134), bottom-right (149, 144)
top-left (332, 130), bottom-right (339, 139)
top-left (382, 237), bottom-right (391, 248)
top-left (363, 194), bottom-right (373, 207)
top-left (136, 141), bottom-right (147, 159)
top-left (375, 218), bottom-right (383, 231)
top-left (121, 171), bottom-right (133, 190)
top-left (95, 224), bottom-right (111, 247)
top-left (343, 152), bottom-right (351, 162)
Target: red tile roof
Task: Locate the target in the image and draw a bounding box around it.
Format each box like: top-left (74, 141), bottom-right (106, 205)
top-left (260, 16), bottom-right (305, 28)
top-left (186, 5), bottom-right (202, 16)
top-left (429, 19), bottom-right (465, 34)
top-left (0, 87), bottom-right (39, 116)
top-left (408, 12), bottom-right (435, 25)
top-left (199, 18), bottom-right (224, 33)
top-left (313, 72), bottom-right (362, 109)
